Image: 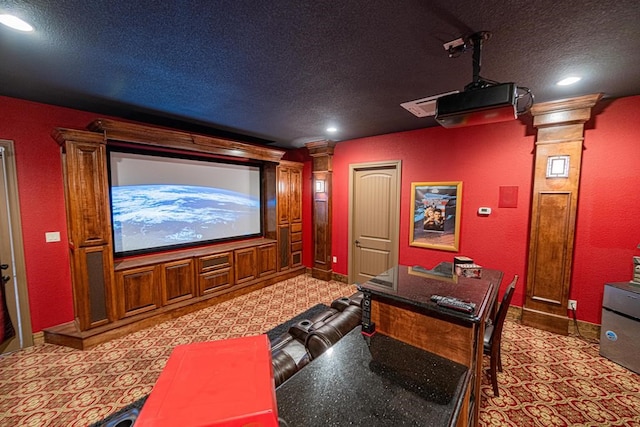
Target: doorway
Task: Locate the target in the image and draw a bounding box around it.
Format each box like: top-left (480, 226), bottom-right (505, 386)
top-left (348, 161), bottom-right (401, 285)
top-left (0, 140), bottom-right (33, 354)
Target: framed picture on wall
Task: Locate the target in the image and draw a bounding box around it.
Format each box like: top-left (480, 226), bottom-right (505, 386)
top-left (409, 181), bottom-right (462, 251)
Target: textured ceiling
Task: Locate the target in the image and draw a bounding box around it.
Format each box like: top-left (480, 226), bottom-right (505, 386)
top-left (1, 1), bottom-right (639, 148)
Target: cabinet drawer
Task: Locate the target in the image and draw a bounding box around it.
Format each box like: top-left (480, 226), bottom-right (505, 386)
top-left (292, 251), bottom-right (302, 267)
top-left (291, 222), bottom-right (302, 233)
top-left (198, 252), bottom-right (232, 273)
top-left (199, 268), bottom-right (233, 296)
top-left (291, 241), bottom-right (303, 252)
top-left (291, 231), bottom-right (302, 243)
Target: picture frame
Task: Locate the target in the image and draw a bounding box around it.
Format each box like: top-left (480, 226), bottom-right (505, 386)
top-left (409, 181), bottom-right (462, 251)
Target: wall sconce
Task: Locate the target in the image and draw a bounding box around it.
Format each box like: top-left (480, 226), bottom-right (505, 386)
top-left (315, 180), bottom-right (325, 193)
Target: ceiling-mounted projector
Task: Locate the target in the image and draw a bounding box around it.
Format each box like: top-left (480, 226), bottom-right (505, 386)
top-left (435, 82), bottom-right (517, 128)
top-left (402, 31), bottom-right (533, 128)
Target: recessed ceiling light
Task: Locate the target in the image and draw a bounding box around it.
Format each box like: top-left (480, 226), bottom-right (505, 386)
top-left (0, 14), bottom-right (34, 32)
top-left (326, 127), bottom-right (338, 133)
top-left (557, 76), bottom-right (581, 86)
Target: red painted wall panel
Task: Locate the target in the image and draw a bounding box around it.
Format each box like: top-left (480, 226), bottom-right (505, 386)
top-left (571, 97), bottom-right (640, 323)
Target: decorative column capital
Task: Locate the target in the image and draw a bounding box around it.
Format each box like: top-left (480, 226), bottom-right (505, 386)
top-left (305, 140), bottom-right (336, 157)
top-left (530, 93), bottom-right (603, 128)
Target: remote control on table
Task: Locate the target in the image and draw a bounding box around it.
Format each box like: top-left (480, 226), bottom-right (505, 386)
top-left (430, 295), bottom-right (476, 314)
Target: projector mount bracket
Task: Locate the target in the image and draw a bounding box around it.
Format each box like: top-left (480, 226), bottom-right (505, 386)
top-left (443, 31), bottom-right (533, 114)
top-left (444, 31), bottom-right (493, 91)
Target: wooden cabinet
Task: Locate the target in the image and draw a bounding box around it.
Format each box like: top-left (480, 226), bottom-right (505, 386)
top-left (47, 119), bottom-right (306, 349)
top-left (53, 130), bottom-right (116, 330)
top-left (277, 161), bottom-right (303, 271)
top-left (115, 258), bottom-right (196, 314)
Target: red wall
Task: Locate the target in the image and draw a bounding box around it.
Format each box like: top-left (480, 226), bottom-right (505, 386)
top-left (0, 96), bottom-right (120, 331)
top-left (330, 117), bottom-right (535, 315)
top-left (321, 96), bottom-right (640, 325)
top-left (1, 95), bottom-right (639, 332)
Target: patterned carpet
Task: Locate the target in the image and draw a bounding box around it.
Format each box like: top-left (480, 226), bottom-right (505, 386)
top-left (479, 320), bottom-right (640, 426)
top-left (0, 274), bottom-right (638, 426)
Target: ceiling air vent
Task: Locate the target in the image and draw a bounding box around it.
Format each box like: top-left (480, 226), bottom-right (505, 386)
top-left (400, 91), bottom-right (459, 117)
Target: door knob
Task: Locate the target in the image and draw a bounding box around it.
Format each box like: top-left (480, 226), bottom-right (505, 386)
top-left (2, 276), bottom-right (9, 284)
top-left (355, 240), bottom-right (361, 247)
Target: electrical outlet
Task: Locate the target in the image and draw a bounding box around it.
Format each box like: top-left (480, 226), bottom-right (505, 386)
top-left (568, 300), bottom-right (577, 310)
top-left (332, 256), bottom-right (337, 263)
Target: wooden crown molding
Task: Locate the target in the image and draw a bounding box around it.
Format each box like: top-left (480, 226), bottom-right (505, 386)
top-left (88, 118), bottom-right (285, 162)
top-left (305, 140), bottom-right (336, 156)
top-left (530, 93), bottom-right (603, 128)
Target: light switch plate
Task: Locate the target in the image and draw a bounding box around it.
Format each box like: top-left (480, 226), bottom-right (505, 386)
top-left (45, 231), bottom-right (61, 242)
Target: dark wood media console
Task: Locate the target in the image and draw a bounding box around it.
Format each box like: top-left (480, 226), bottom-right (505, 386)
top-left (45, 119), bottom-right (304, 349)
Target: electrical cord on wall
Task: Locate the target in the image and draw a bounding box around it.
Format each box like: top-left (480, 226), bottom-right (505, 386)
top-left (569, 307), bottom-right (599, 344)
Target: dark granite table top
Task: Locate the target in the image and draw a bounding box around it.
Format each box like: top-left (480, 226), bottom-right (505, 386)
top-left (358, 263), bottom-right (502, 324)
top-left (276, 326), bottom-right (470, 426)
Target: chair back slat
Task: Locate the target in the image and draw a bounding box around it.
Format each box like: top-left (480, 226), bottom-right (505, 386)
top-left (490, 275), bottom-right (518, 345)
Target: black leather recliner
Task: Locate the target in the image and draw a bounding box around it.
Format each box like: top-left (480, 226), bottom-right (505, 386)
top-left (305, 305), bottom-right (362, 359)
top-left (270, 332), bottom-right (310, 387)
top-left (270, 292), bottom-right (363, 387)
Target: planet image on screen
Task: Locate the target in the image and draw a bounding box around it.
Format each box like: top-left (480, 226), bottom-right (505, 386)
top-left (111, 185), bottom-right (260, 253)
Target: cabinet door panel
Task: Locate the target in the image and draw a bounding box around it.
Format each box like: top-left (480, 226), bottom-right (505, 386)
top-left (257, 243), bottom-right (277, 277)
top-left (289, 167), bottom-right (302, 223)
top-left (235, 247), bottom-right (257, 283)
top-left (162, 259), bottom-right (195, 305)
top-left (66, 141), bottom-right (111, 246)
top-left (117, 265), bottom-right (160, 318)
top-left (277, 167), bottom-right (290, 225)
top-left (276, 162), bottom-right (303, 272)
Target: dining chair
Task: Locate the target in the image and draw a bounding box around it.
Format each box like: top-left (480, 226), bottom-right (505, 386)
top-left (483, 275), bottom-right (518, 397)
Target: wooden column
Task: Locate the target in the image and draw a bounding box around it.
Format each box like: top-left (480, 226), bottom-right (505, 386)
top-left (306, 140), bottom-right (335, 281)
top-left (522, 93), bottom-right (602, 335)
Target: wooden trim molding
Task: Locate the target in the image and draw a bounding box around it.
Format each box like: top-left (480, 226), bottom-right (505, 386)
top-left (508, 305), bottom-right (600, 342)
top-left (88, 118), bottom-right (286, 162)
top-left (522, 93), bottom-right (602, 335)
